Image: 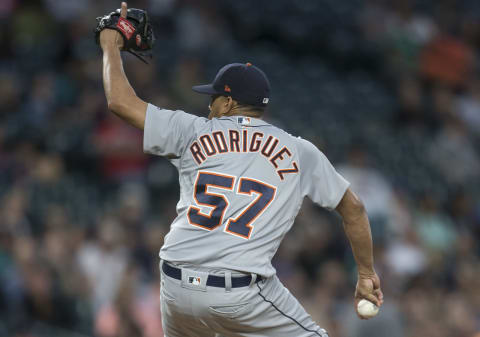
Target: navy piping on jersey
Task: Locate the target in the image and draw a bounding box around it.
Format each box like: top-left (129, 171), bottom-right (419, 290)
top-left (256, 283), bottom-right (328, 337)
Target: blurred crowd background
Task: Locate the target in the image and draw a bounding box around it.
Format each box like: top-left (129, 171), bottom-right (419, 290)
top-left (0, 0), bottom-right (479, 336)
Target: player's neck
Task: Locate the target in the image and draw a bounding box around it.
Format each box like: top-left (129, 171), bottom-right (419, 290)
top-left (222, 110), bottom-right (262, 119)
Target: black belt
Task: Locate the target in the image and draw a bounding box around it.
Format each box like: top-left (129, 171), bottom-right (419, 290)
top-left (162, 261), bottom-right (262, 288)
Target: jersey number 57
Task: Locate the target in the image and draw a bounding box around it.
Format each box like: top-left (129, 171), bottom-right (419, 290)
top-left (187, 171), bottom-right (276, 239)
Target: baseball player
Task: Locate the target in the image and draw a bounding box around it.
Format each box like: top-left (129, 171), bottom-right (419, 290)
top-left (98, 3), bottom-right (383, 336)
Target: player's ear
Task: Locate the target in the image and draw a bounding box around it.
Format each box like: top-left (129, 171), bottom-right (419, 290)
top-left (225, 96), bottom-right (235, 111)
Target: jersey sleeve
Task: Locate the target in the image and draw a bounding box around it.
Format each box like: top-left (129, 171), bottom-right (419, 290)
top-left (297, 138), bottom-right (350, 210)
top-left (143, 103), bottom-right (203, 158)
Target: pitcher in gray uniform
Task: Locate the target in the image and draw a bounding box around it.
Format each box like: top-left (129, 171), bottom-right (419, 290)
top-left (99, 3), bottom-right (384, 336)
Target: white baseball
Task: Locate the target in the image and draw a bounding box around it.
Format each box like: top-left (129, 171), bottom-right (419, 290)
top-left (357, 299), bottom-right (379, 318)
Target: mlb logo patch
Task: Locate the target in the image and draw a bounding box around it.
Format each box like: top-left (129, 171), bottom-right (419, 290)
top-left (188, 276), bottom-right (201, 285)
top-left (238, 117), bottom-right (251, 126)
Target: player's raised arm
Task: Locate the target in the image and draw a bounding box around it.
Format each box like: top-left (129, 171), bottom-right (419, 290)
top-left (335, 188), bottom-right (384, 318)
top-left (98, 2), bottom-right (148, 129)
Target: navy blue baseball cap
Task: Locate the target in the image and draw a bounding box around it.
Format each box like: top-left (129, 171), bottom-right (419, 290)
top-left (192, 63), bottom-right (271, 107)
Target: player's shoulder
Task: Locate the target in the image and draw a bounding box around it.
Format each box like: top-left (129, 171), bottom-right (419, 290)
top-left (245, 120), bottom-right (317, 153)
top-left (253, 123), bottom-right (324, 161)
top-left (292, 136), bottom-right (328, 161)
top-left (294, 136), bottom-right (316, 148)
top-left (291, 135), bottom-right (318, 150)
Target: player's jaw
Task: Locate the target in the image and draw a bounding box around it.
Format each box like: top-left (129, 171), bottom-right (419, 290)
top-left (207, 105), bottom-right (219, 120)
top-left (208, 95), bottom-right (220, 119)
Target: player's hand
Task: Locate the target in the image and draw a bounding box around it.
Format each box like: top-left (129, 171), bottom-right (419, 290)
top-left (99, 2), bottom-right (128, 50)
top-left (354, 272), bottom-right (383, 319)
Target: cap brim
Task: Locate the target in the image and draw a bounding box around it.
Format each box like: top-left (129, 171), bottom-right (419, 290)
top-left (192, 84), bottom-right (218, 95)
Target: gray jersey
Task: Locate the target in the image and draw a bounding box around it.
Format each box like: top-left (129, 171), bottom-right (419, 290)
top-left (144, 104), bottom-right (349, 277)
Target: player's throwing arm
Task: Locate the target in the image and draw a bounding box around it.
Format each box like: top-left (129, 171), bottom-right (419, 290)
top-left (336, 189), bottom-right (384, 319)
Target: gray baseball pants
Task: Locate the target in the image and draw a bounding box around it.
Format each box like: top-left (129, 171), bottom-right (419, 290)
top-left (160, 261), bottom-right (329, 337)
